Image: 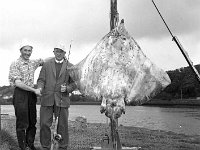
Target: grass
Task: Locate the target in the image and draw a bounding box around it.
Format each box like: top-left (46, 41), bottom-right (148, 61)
top-left (1, 115), bottom-right (200, 150)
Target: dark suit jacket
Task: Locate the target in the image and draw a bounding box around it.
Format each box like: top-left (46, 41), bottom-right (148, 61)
top-left (37, 58), bottom-right (76, 107)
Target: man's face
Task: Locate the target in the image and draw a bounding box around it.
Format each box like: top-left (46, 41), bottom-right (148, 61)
top-left (20, 46), bottom-right (33, 60)
top-left (54, 48), bottom-right (66, 61)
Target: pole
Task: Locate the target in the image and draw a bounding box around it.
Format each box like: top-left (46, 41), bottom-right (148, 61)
top-left (181, 88), bottom-right (182, 100)
top-left (110, 0), bottom-right (119, 30)
top-left (66, 40), bottom-right (73, 68)
top-left (110, 1), bottom-right (121, 149)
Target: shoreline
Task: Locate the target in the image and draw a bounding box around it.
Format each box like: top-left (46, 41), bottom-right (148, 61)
top-left (1, 99), bottom-right (200, 106)
top-left (143, 99), bottom-right (200, 106)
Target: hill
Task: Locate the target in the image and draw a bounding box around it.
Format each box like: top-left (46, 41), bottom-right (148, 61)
top-left (155, 64), bottom-right (200, 100)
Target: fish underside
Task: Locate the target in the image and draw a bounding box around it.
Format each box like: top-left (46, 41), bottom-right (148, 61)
top-left (68, 22), bottom-right (171, 119)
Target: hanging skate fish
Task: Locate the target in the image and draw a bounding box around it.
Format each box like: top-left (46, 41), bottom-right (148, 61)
top-left (68, 21), bottom-right (171, 119)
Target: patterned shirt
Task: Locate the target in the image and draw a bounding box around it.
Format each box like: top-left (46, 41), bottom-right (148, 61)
top-left (9, 57), bottom-right (43, 87)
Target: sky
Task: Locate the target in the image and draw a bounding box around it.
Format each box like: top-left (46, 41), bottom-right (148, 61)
top-left (0, 0), bottom-right (200, 86)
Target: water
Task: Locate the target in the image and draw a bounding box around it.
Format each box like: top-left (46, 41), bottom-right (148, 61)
top-left (1, 105), bottom-right (200, 136)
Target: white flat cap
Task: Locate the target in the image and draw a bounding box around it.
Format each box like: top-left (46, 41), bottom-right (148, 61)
top-left (54, 43), bottom-right (66, 52)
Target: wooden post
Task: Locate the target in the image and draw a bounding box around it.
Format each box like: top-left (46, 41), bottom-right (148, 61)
top-left (110, 0), bottom-right (119, 31)
top-left (110, 118), bottom-right (122, 150)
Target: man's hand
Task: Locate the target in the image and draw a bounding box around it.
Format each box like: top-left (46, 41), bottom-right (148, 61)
top-left (34, 88), bottom-right (42, 96)
top-left (61, 84), bottom-right (67, 93)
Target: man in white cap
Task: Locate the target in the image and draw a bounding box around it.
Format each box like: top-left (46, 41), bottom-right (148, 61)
top-left (9, 43), bottom-right (43, 150)
top-left (37, 44), bottom-right (76, 150)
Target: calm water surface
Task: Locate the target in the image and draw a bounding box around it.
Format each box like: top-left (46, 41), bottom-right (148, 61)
top-left (1, 105), bottom-right (200, 136)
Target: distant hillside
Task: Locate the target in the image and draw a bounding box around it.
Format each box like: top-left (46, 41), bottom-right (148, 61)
top-left (1, 64), bottom-right (200, 104)
top-left (155, 64), bottom-right (200, 100)
top-left (0, 86), bottom-right (14, 97)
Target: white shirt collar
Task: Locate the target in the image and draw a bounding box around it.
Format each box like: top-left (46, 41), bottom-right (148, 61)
top-left (55, 59), bottom-right (64, 63)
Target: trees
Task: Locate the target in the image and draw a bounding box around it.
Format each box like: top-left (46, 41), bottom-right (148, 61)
top-left (159, 64), bottom-right (200, 100)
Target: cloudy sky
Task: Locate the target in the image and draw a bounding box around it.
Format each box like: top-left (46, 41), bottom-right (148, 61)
top-left (0, 0), bottom-right (200, 86)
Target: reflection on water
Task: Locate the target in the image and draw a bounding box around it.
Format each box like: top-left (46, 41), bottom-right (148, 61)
top-left (1, 105), bottom-right (200, 136)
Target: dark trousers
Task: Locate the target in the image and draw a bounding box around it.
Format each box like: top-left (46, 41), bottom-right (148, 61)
top-left (13, 87), bottom-right (37, 150)
top-left (40, 105), bottom-right (69, 150)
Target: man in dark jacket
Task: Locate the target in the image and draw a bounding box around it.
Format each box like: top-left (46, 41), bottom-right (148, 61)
top-left (37, 44), bottom-right (76, 150)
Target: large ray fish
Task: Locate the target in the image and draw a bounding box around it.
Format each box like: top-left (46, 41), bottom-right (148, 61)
top-left (68, 21), bottom-right (171, 119)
